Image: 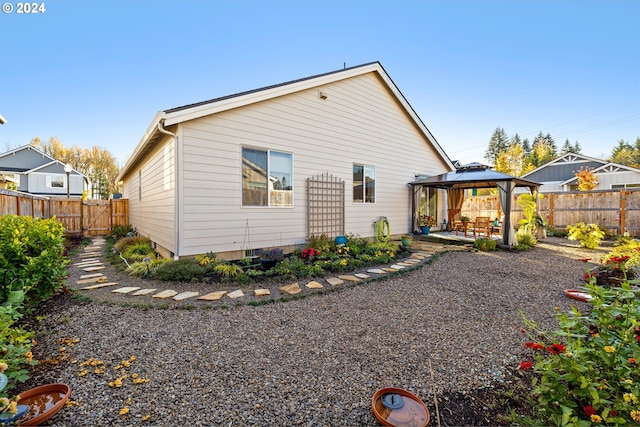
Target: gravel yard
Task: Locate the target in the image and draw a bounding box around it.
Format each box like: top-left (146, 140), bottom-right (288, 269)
top-left (17, 237), bottom-right (606, 426)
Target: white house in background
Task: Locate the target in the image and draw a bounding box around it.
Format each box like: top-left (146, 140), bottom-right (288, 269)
top-left (0, 145), bottom-right (86, 197)
top-left (117, 61), bottom-right (455, 260)
top-left (522, 152), bottom-right (640, 192)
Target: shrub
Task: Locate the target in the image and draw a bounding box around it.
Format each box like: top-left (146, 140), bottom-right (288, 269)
top-left (195, 252), bottom-right (221, 267)
top-left (603, 239), bottom-right (640, 277)
top-left (567, 222), bottom-right (605, 249)
top-left (212, 263), bottom-right (243, 279)
top-left (122, 243), bottom-right (155, 260)
top-left (110, 224), bottom-right (135, 240)
top-left (518, 193), bottom-right (545, 234)
top-left (474, 238), bottom-right (496, 251)
top-left (114, 235), bottom-right (151, 253)
top-left (0, 215), bottom-right (67, 304)
top-left (516, 230), bottom-right (537, 249)
top-left (0, 284), bottom-right (35, 400)
top-left (152, 259), bottom-right (207, 281)
top-left (307, 234), bottom-right (333, 253)
top-left (362, 242), bottom-right (397, 256)
top-left (519, 280), bottom-right (640, 426)
top-left (0, 215), bottom-right (63, 399)
top-left (546, 227), bottom-right (568, 238)
top-left (127, 257), bottom-right (171, 277)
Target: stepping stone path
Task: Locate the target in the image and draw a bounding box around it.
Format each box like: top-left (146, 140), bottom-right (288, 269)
top-left (73, 237), bottom-right (469, 305)
top-left (254, 289), bottom-right (271, 297)
top-left (199, 291), bottom-right (227, 301)
top-left (173, 291), bottom-right (199, 301)
top-left (112, 287), bottom-right (141, 294)
top-left (152, 290), bottom-right (178, 299)
top-left (280, 283), bottom-right (302, 295)
top-left (226, 290), bottom-right (244, 299)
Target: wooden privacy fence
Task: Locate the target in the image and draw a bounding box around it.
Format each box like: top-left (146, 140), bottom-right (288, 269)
top-left (461, 189), bottom-right (640, 237)
top-left (0, 191), bottom-right (128, 236)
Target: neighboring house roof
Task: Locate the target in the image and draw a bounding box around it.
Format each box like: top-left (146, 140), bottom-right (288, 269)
top-left (521, 152), bottom-right (608, 182)
top-left (119, 61), bottom-right (454, 181)
top-left (0, 144), bottom-right (85, 178)
top-left (560, 162), bottom-right (640, 186)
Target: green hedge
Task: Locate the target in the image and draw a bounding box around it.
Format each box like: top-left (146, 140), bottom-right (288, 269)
top-left (0, 215), bottom-right (68, 401)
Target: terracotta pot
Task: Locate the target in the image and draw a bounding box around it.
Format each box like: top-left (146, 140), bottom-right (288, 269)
top-left (371, 387), bottom-right (430, 427)
top-left (17, 383), bottom-right (71, 426)
top-left (564, 289), bottom-right (592, 303)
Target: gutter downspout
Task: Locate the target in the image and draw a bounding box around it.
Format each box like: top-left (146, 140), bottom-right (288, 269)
top-left (157, 121), bottom-right (180, 260)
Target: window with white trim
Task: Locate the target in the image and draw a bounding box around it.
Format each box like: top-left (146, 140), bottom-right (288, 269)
top-left (353, 164), bottom-right (376, 203)
top-left (612, 183), bottom-right (640, 189)
top-left (46, 174), bottom-right (65, 189)
top-left (242, 147), bottom-right (293, 207)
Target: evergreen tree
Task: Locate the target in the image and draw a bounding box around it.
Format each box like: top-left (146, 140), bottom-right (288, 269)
top-left (526, 132), bottom-right (557, 167)
top-left (574, 141), bottom-right (582, 153)
top-left (560, 139), bottom-right (581, 154)
top-left (522, 138), bottom-right (531, 155)
top-left (609, 139), bottom-right (639, 167)
top-left (485, 127), bottom-right (509, 164)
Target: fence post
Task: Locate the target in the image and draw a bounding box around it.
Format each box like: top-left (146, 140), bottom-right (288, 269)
top-left (548, 193), bottom-right (554, 228)
top-left (620, 190), bottom-right (627, 234)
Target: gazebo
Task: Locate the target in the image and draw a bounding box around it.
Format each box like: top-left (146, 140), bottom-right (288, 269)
top-left (409, 163), bottom-right (541, 246)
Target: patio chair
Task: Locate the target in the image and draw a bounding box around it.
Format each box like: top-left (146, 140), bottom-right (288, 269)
top-left (473, 217), bottom-right (491, 238)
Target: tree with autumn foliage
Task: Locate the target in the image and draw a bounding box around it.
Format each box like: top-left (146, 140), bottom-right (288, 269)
top-left (30, 137), bottom-right (121, 199)
top-left (575, 166), bottom-right (599, 191)
top-left (495, 140), bottom-right (526, 176)
top-left (609, 138), bottom-right (640, 168)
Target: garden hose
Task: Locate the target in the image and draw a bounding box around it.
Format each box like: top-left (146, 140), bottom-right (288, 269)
top-left (375, 217), bottom-right (390, 243)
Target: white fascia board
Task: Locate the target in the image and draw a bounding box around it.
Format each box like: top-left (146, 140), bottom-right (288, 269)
top-left (118, 111), bottom-right (165, 181)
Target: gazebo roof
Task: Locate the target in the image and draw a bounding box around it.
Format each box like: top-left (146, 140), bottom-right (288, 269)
top-left (409, 163), bottom-right (540, 191)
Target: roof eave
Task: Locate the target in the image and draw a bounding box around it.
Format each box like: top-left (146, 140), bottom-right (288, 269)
top-left (117, 111), bottom-right (166, 181)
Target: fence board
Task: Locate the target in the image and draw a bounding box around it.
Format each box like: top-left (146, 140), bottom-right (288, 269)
top-left (462, 188), bottom-right (640, 236)
top-left (0, 191), bottom-right (128, 236)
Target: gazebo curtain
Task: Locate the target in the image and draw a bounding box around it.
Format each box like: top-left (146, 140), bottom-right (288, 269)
top-left (496, 181), bottom-right (517, 246)
top-left (412, 185), bottom-right (421, 233)
top-left (446, 188), bottom-right (464, 230)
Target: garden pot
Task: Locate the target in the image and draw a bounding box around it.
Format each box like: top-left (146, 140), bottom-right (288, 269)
top-left (420, 226), bottom-right (431, 235)
top-left (16, 383), bottom-right (71, 426)
top-left (335, 235), bottom-right (348, 245)
top-left (371, 387), bottom-right (430, 426)
top-left (260, 259), bottom-right (278, 271)
top-left (564, 289), bottom-right (592, 303)
top-left (401, 236), bottom-right (413, 247)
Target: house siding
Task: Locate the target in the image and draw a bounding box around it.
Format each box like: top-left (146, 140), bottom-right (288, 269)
top-left (177, 72), bottom-right (449, 257)
top-left (123, 135), bottom-right (176, 255)
top-left (26, 172), bottom-right (81, 196)
top-left (598, 171), bottom-right (640, 189)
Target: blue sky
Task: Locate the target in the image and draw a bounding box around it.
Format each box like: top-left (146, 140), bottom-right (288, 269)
top-left (1, 0), bottom-right (638, 167)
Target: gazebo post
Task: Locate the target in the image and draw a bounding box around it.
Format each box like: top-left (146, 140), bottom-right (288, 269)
top-left (502, 183), bottom-right (513, 246)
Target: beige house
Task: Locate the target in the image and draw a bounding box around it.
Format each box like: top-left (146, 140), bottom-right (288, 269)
top-left (118, 62), bottom-right (454, 259)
